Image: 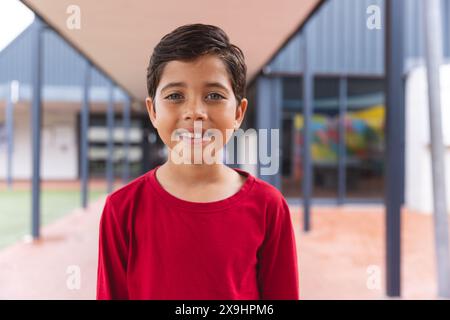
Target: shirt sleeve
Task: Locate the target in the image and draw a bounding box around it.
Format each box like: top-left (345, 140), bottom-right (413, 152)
top-left (96, 195), bottom-right (129, 300)
top-left (257, 196), bottom-right (300, 300)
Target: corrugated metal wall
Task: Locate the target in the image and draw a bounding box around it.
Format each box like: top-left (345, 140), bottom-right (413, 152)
top-left (0, 18), bottom-right (124, 101)
top-left (268, 0), bottom-right (450, 76)
top-left (0, 24), bottom-right (33, 84)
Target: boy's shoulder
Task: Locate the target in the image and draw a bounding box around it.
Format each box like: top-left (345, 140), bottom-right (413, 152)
top-left (238, 169), bottom-right (287, 208)
top-left (107, 170), bottom-right (152, 204)
top-left (252, 176), bottom-right (283, 198)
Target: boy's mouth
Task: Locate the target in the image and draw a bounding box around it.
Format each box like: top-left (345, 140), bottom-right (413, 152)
top-left (180, 132), bottom-right (211, 141)
top-left (177, 130), bottom-right (213, 144)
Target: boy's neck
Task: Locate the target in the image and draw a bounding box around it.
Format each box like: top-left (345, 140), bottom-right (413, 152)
top-left (159, 160), bottom-right (230, 186)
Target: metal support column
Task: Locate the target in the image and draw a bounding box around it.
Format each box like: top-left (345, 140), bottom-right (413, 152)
top-left (256, 76), bottom-right (281, 189)
top-left (302, 31), bottom-right (314, 232)
top-left (385, 0), bottom-right (405, 297)
top-left (272, 77), bottom-right (282, 191)
top-left (337, 77), bottom-right (348, 205)
top-left (106, 81), bottom-right (115, 194)
top-left (256, 76), bottom-right (268, 182)
top-left (80, 61), bottom-right (91, 208)
top-left (423, 0), bottom-right (450, 298)
top-left (31, 20), bottom-right (44, 239)
top-left (122, 94), bottom-right (131, 184)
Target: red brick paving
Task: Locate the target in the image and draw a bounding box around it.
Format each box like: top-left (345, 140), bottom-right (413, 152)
top-left (0, 196), bottom-right (448, 299)
top-left (292, 206), bottom-right (449, 299)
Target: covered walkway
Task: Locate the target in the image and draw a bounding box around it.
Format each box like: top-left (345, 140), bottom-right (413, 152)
top-left (1, 0), bottom-right (443, 299)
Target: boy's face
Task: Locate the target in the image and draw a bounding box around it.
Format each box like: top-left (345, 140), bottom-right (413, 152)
top-left (145, 54), bottom-right (248, 163)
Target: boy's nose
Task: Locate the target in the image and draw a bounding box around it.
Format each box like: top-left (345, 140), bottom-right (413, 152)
top-left (183, 103), bottom-right (207, 121)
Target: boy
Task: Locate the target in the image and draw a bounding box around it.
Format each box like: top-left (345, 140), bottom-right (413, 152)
top-left (96, 24), bottom-right (299, 300)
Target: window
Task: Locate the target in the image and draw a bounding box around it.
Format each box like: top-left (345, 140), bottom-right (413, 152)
top-left (280, 76), bottom-right (385, 201)
top-left (346, 78), bottom-right (385, 199)
top-left (81, 114), bottom-right (144, 178)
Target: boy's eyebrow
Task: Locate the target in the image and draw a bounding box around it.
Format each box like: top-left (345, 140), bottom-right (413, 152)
top-left (204, 82), bottom-right (230, 93)
top-left (160, 82), bottom-right (230, 93)
top-left (160, 82), bottom-right (186, 93)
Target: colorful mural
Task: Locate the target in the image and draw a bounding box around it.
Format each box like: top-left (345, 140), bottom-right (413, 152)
top-left (294, 104), bottom-right (385, 163)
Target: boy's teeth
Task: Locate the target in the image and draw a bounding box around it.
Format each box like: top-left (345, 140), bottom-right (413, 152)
top-left (180, 132), bottom-right (208, 140)
top-left (180, 133), bottom-right (193, 138)
top-left (183, 133), bottom-right (201, 137)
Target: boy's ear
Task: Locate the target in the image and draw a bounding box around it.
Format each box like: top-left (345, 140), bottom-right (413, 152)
top-left (145, 97), bottom-right (157, 129)
top-left (234, 98), bottom-right (248, 129)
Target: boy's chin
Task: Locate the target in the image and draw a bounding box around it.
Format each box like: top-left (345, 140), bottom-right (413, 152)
top-left (168, 147), bottom-right (224, 165)
top-left (173, 159), bottom-right (224, 166)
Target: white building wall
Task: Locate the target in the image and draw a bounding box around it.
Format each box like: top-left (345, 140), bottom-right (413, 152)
top-left (0, 104), bottom-right (78, 180)
top-left (405, 65), bottom-right (450, 214)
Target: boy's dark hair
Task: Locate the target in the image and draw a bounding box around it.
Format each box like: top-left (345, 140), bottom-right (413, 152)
top-left (146, 24), bottom-right (247, 106)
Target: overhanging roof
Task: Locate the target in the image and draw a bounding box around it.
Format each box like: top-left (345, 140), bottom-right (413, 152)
top-left (21, 0), bottom-right (323, 101)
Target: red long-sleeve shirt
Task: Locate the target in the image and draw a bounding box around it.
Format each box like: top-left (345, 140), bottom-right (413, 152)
top-left (96, 166), bottom-right (299, 300)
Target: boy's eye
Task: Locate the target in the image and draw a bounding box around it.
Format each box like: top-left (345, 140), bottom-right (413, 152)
top-left (165, 93), bottom-right (184, 101)
top-left (207, 93), bottom-right (225, 100)
top-left (164, 93), bottom-right (225, 101)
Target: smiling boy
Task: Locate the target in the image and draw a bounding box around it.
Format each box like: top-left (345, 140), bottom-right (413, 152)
top-left (96, 24), bottom-right (299, 300)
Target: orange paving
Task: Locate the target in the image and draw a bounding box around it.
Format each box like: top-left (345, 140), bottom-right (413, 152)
top-left (0, 195), bottom-right (448, 299)
top-left (292, 206), bottom-right (448, 299)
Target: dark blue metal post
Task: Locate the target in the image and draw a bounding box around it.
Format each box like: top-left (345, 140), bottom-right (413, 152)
top-left (255, 75), bottom-right (282, 188)
top-left (256, 76), bottom-right (266, 180)
top-left (256, 75), bottom-right (271, 185)
top-left (272, 77), bottom-right (282, 191)
top-left (385, 0), bottom-right (405, 297)
top-left (106, 81), bottom-right (115, 194)
top-left (31, 20), bottom-right (43, 240)
top-left (337, 77), bottom-right (348, 205)
top-left (302, 31), bottom-right (313, 232)
top-left (80, 61), bottom-right (91, 208)
top-left (122, 94), bottom-right (131, 184)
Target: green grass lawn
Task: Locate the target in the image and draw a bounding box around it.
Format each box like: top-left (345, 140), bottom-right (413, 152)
top-left (0, 189), bottom-right (105, 249)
